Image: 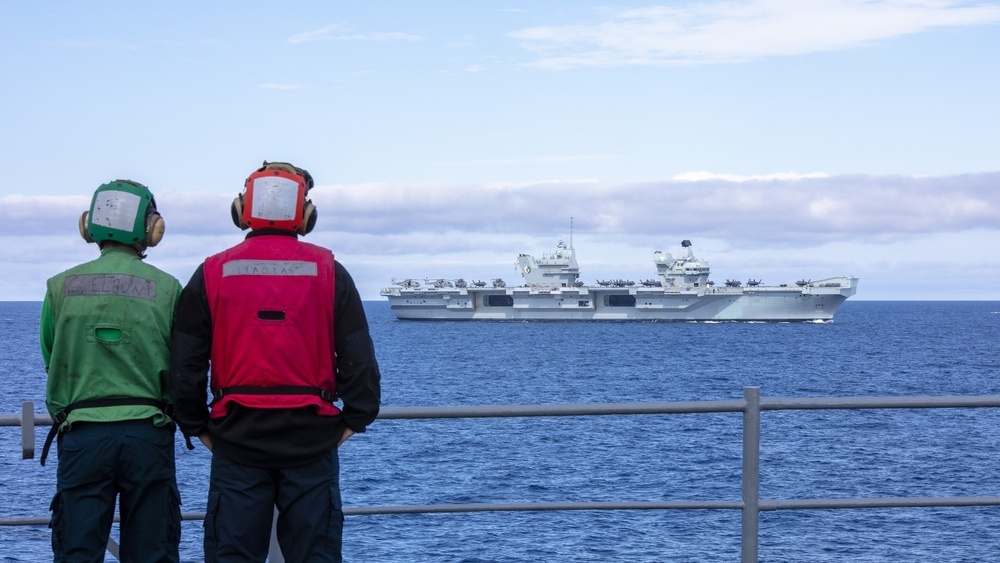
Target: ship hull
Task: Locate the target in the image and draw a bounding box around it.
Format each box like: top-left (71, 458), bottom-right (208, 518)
top-left (381, 278), bottom-right (858, 322)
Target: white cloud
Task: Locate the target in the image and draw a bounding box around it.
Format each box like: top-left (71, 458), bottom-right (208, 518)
top-left (673, 171), bottom-right (830, 182)
top-left (446, 35), bottom-right (477, 49)
top-left (335, 33), bottom-right (422, 42)
top-left (51, 38), bottom-right (142, 51)
top-left (439, 155), bottom-right (622, 166)
top-left (257, 83), bottom-right (308, 90)
top-left (288, 24), bottom-right (347, 44)
top-left (289, 24), bottom-right (421, 44)
top-left (509, 0), bottom-right (1000, 68)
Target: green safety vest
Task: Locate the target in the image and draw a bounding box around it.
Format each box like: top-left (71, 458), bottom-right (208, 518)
top-left (42, 247), bottom-right (181, 436)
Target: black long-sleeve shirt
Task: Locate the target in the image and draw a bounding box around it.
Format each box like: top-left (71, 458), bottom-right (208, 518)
top-left (170, 232), bottom-right (381, 468)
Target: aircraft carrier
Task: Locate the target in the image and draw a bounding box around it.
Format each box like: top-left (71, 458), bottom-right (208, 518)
top-left (380, 239), bottom-right (858, 321)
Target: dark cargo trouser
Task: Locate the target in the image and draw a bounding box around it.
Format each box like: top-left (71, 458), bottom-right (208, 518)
top-left (204, 447), bottom-right (344, 562)
top-left (51, 419), bottom-right (180, 563)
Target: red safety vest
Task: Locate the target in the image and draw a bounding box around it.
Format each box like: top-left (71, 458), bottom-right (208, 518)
top-left (203, 235), bottom-right (338, 418)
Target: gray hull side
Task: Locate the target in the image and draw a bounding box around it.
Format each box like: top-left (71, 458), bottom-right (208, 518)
top-left (382, 285), bottom-right (855, 322)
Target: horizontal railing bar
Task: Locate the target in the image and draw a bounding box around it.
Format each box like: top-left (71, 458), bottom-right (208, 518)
top-left (1, 402), bottom-right (743, 428)
top-left (761, 496), bottom-right (1000, 510)
top-left (0, 517), bottom-right (49, 526)
top-left (6, 395), bottom-right (1000, 427)
top-left (0, 415), bottom-right (37, 426)
top-left (8, 494), bottom-right (999, 527)
top-left (343, 500), bottom-right (743, 515)
top-left (760, 395), bottom-right (1000, 411)
top-left (377, 401), bottom-right (746, 419)
top-left (0, 512), bottom-right (212, 527)
top-left (4, 502), bottom-right (740, 526)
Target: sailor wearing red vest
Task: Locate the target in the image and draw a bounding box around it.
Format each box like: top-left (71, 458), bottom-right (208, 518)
top-left (171, 161), bottom-right (381, 562)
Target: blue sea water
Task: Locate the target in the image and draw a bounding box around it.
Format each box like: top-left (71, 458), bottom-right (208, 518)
top-left (2, 300), bottom-right (1000, 562)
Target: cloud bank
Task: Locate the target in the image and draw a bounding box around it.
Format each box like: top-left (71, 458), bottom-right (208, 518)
top-left (303, 172), bottom-right (1000, 248)
top-left (5, 171), bottom-right (999, 252)
top-left (2, 172), bottom-right (998, 301)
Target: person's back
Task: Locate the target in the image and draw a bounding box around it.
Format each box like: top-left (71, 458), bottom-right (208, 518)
top-left (202, 232), bottom-right (342, 467)
top-left (41, 179), bottom-right (182, 562)
top-left (171, 161), bottom-right (381, 562)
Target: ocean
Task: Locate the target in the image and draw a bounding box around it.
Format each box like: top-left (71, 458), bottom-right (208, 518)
top-left (2, 300), bottom-right (1000, 562)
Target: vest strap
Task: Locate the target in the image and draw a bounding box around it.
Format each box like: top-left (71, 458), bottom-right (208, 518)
top-left (212, 385), bottom-right (336, 404)
top-left (40, 398), bottom-right (169, 467)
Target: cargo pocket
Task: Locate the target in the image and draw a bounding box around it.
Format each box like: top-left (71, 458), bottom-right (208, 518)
top-left (49, 492), bottom-right (65, 557)
top-left (203, 491), bottom-right (220, 560)
top-left (323, 484), bottom-right (345, 553)
top-left (167, 485), bottom-right (182, 548)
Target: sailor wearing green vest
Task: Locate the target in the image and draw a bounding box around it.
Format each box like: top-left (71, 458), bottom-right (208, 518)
top-left (40, 180), bottom-right (183, 562)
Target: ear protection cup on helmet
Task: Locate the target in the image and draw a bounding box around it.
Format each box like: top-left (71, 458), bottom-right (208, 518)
top-left (299, 200), bottom-right (317, 235)
top-left (79, 212), bottom-right (94, 243)
top-left (145, 210), bottom-right (165, 247)
top-left (231, 193), bottom-right (249, 230)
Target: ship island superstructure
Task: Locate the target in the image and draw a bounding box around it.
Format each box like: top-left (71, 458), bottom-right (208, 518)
top-left (380, 239), bottom-right (859, 321)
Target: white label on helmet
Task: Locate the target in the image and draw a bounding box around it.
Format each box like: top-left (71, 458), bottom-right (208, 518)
top-left (251, 176), bottom-right (299, 220)
top-left (91, 190), bottom-right (141, 231)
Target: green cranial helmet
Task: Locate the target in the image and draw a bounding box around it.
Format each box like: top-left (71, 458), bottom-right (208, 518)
top-left (79, 180), bottom-right (164, 250)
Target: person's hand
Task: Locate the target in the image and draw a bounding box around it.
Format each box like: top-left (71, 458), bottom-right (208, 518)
top-left (199, 433), bottom-right (213, 451)
top-left (337, 428), bottom-right (356, 447)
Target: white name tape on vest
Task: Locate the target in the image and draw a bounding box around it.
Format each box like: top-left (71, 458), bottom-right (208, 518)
top-left (222, 260), bottom-right (318, 277)
top-left (63, 274), bottom-right (157, 301)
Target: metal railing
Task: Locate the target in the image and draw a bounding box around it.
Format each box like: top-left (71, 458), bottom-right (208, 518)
top-left (4, 387), bottom-right (1000, 563)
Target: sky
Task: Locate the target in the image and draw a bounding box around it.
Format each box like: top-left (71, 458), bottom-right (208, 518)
top-left (1, 1), bottom-right (998, 301)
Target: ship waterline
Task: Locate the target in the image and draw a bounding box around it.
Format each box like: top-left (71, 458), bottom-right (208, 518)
top-left (381, 240), bottom-right (858, 321)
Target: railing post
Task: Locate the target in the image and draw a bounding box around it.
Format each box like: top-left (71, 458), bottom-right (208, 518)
top-left (742, 386), bottom-right (760, 563)
top-left (269, 506), bottom-right (284, 562)
top-left (22, 401), bottom-right (34, 460)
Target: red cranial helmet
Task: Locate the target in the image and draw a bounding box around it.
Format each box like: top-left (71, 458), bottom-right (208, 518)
top-left (231, 161), bottom-right (316, 235)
